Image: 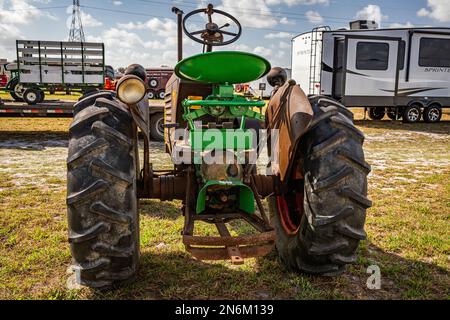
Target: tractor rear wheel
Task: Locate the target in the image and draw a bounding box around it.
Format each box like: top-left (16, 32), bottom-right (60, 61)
top-left (269, 96), bottom-right (371, 275)
top-left (67, 91), bottom-right (139, 288)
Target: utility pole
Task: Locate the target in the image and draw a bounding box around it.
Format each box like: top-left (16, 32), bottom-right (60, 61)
top-left (69, 0), bottom-right (85, 42)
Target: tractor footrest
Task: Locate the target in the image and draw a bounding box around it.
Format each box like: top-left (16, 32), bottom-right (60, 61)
top-left (183, 230), bottom-right (276, 264)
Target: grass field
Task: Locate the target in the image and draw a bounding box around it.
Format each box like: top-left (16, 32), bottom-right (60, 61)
top-left (0, 109), bottom-right (449, 300)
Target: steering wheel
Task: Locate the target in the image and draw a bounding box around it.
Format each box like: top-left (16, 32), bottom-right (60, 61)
top-left (183, 4), bottom-right (242, 47)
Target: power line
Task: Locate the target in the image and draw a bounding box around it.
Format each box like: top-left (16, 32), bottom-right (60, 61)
top-left (81, 5), bottom-right (302, 34)
top-left (135, 0), bottom-right (415, 25)
top-left (1, 5), bottom-right (67, 12)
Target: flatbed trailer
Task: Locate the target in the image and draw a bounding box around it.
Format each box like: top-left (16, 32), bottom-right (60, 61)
top-left (0, 100), bottom-right (75, 117)
top-left (0, 99), bottom-right (165, 141)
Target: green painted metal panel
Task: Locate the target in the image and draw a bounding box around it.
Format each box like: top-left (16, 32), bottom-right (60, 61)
top-left (196, 180), bottom-right (255, 214)
top-left (175, 51), bottom-right (271, 84)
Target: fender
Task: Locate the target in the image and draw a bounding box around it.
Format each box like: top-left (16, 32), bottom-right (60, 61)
top-left (266, 79), bottom-right (313, 183)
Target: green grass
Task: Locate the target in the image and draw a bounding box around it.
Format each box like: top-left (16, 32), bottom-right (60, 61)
top-left (0, 113), bottom-right (449, 299)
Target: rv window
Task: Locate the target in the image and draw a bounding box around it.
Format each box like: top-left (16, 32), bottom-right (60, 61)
top-left (419, 37), bottom-right (450, 67)
top-left (356, 42), bottom-right (389, 71)
top-left (399, 40), bottom-right (406, 70)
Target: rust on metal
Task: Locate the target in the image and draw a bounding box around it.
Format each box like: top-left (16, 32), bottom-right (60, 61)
top-left (185, 243), bottom-right (274, 261)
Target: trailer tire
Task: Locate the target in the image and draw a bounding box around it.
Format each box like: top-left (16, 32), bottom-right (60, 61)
top-left (38, 90), bottom-right (45, 103)
top-left (23, 88), bottom-right (42, 105)
top-left (368, 107), bottom-right (385, 120)
top-left (269, 96), bottom-right (371, 276)
top-left (9, 78), bottom-right (25, 102)
top-left (402, 104), bottom-right (421, 123)
top-left (67, 93), bottom-right (139, 288)
top-left (150, 112), bottom-right (164, 142)
top-left (423, 104), bottom-right (442, 123)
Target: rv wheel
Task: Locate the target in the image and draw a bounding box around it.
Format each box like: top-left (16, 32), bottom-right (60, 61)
top-left (368, 107), bottom-right (385, 120)
top-left (403, 104), bottom-right (421, 123)
top-left (387, 108), bottom-right (401, 120)
top-left (423, 105), bottom-right (442, 123)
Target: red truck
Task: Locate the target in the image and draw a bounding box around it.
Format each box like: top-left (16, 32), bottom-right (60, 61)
top-left (146, 67), bottom-right (173, 99)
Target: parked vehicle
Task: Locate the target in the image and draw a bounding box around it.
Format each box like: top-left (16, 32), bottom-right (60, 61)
top-left (237, 68), bottom-right (291, 98)
top-left (6, 40), bottom-right (106, 104)
top-left (0, 63), bottom-right (9, 88)
top-left (65, 4), bottom-right (370, 288)
top-left (292, 21), bottom-right (450, 123)
top-left (146, 67), bottom-right (173, 99)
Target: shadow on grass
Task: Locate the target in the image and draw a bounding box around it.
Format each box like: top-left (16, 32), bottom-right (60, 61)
top-left (355, 119), bottom-right (450, 134)
top-left (0, 131), bottom-right (68, 150)
top-left (82, 239), bottom-right (449, 300)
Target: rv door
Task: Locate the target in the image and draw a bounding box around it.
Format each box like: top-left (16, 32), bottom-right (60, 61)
top-left (344, 37), bottom-right (400, 106)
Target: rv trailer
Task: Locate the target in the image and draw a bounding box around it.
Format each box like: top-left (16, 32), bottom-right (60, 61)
top-left (292, 22), bottom-right (450, 123)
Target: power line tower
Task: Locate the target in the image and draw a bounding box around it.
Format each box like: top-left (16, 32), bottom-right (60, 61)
top-left (68, 0), bottom-right (85, 42)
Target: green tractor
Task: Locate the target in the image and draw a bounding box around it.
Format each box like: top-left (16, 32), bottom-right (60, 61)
top-left (66, 4), bottom-right (371, 288)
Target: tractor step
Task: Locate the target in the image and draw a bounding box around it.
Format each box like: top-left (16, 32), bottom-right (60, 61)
top-left (182, 212), bottom-right (275, 264)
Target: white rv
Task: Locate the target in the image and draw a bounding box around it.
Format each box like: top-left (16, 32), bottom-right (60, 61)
top-left (291, 21), bottom-right (450, 123)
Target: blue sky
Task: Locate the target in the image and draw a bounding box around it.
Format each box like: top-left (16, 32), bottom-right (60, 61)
top-left (1, 0), bottom-right (449, 68)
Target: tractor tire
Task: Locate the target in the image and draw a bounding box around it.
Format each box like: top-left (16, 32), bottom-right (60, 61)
top-left (269, 96), bottom-right (371, 276)
top-left (368, 107), bottom-right (385, 120)
top-left (67, 91), bottom-right (139, 288)
top-left (9, 78), bottom-right (25, 102)
top-left (150, 112), bottom-right (164, 142)
top-left (423, 104), bottom-right (442, 123)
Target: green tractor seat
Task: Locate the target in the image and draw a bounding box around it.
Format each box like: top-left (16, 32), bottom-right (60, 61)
top-left (175, 51), bottom-right (271, 84)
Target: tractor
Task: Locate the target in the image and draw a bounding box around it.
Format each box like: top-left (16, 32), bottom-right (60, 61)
top-left (66, 4), bottom-right (371, 288)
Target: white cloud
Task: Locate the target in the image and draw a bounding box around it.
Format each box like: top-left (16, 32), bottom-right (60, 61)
top-left (266, 0), bottom-right (329, 6)
top-left (279, 41), bottom-right (291, 49)
top-left (0, 0), bottom-right (57, 60)
top-left (253, 46), bottom-right (273, 57)
top-left (279, 17), bottom-right (294, 25)
top-left (417, 0), bottom-right (450, 22)
top-left (216, 0), bottom-right (278, 28)
top-left (118, 18), bottom-right (176, 37)
top-left (389, 22), bottom-right (414, 28)
top-left (265, 32), bottom-right (293, 39)
top-left (112, 0), bottom-right (122, 5)
top-left (355, 4), bottom-right (388, 26)
top-left (81, 11), bottom-right (103, 27)
top-left (305, 10), bottom-right (324, 24)
top-left (86, 28), bottom-right (179, 67)
top-left (65, 5), bottom-right (102, 28)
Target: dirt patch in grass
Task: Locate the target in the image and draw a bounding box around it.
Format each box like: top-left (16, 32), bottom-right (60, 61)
top-left (0, 113), bottom-right (449, 299)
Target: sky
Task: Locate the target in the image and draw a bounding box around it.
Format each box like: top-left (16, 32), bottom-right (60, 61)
top-left (1, 0), bottom-right (450, 69)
